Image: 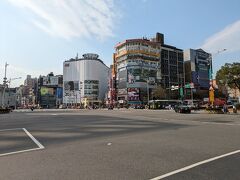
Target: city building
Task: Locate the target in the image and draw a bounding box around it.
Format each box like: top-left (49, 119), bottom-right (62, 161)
top-left (107, 64), bottom-right (117, 107)
top-left (184, 49), bottom-right (212, 99)
top-left (38, 72), bottom-right (63, 108)
top-left (113, 32), bottom-right (184, 106)
top-left (20, 75), bottom-right (38, 107)
top-left (161, 43), bottom-right (184, 99)
top-left (0, 84), bottom-right (17, 109)
top-left (63, 53), bottom-right (109, 107)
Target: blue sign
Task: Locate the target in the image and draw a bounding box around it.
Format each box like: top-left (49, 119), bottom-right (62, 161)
top-left (56, 88), bottom-right (63, 98)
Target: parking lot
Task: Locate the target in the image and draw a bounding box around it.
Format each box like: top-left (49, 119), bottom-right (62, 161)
top-left (0, 109), bottom-right (240, 180)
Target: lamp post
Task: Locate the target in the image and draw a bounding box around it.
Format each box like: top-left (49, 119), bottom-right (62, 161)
top-left (7, 77), bottom-right (22, 109)
top-left (1, 62), bottom-right (9, 108)
top-left (208, 49), bottom-right (227, 106)
top-left (147, 79), bottom-right (149, 107)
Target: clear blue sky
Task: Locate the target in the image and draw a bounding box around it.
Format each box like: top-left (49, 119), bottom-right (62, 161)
top-left (1, 0), bottom-right (240, 87)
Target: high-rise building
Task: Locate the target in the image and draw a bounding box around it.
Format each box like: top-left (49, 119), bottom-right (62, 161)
top-left (113, 32), bottom-right (184, 106)
top-left (161, 44), bottom-right (184, 99)
top-left (107, 64), bottom-right (117, 107)
top-left (184, 48), bottom-right (211, 98)
top-left (38, 73), bottom-right (63, 108)
top-left (22, 75), bottom-right (38, 106)
top-left (0, 84), bottom-right (17, 108)
top-left (63, 53), bottom-right (109, 107)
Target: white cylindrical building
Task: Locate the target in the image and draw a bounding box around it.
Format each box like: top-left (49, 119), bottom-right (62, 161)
top-left (63, 53), bottom-right (109, 107)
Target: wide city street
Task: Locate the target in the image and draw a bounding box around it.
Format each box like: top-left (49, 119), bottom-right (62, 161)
top-left (0, 109), bottom-right (240, 180)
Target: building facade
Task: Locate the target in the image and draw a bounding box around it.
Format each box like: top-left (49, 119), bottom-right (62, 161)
top-left (113, 32), bottom-right (184, 105)
top-left (184, 49), bottom-right (212, 99)
top-left (22, 75), bottom-right (38, 106)
top-left (38, 73), bottom-right (63, 108)
top-left (63, 53), bottom-right (109, 107)
top-left (0, 84), bottom-right (17, 109)
top-left (161, 45), bottom-right (184, 99)
top-left (107, 64), bottom-right (117, 106)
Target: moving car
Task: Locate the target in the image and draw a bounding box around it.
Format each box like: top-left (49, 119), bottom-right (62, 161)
top-left (174, 104), bottom-right (191, 113)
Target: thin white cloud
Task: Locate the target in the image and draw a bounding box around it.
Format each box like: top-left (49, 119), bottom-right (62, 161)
top-left (7, 0), bottom-right (118, 40)
top-left (201, 20), bottom-right (240, 53)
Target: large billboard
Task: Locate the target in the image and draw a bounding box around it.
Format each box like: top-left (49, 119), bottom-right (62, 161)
top-left (63, 81), bottom-right (81, 103)
top-left (64, 81), bottom-right (79, 91)
top-left (56, 88), bottom-right (63, 99)
top-left (128, 88), bottom-right (140, 101)
top-left (127, 68), bottom-right (156, 84)
top-left (40, 87), bottom-right (54, 95)
top-left (118, 69), bottom-right (127, 89)
top-left (43, 76), bottom-right (59, 86)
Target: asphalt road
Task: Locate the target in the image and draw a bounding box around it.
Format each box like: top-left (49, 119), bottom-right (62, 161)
top-left (0, 109), bottom-right (239, 180)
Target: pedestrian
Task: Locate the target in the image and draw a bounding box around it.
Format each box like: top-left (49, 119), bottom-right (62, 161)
top-left (223, 104), bottom-right (228, 114)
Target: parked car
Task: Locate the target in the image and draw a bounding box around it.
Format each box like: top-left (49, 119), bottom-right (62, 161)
top-left (0, 107), bottom-right (11, 114)
top-left (174, 104), bottom-right (191, 113)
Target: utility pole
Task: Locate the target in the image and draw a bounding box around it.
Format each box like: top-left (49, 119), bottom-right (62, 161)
top-left (147, 79), bottom-right (149, 107)
top-left (208, 49), bottom-right (227, 106)
top-left (2, 62), bottom-right (9, 108)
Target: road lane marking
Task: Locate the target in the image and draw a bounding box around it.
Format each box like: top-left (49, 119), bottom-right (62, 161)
top-left (201, 122), bottom-right (240, 126)
top-left (0, 128), bottom-right (23, 132)
top-left (0, 147), bottom-right (43, 157)
top-left (23, 128), bottom-right (44, 149)
top-left (0, 128), bottom-right (44, 157)
top-left (149, 149), bottom-right (240, 180)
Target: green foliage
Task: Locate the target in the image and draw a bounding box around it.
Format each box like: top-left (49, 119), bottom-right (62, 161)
top-left (216, 62), bottom-right (240, 90)
top-left (152, 85), bottom-right (166, 99)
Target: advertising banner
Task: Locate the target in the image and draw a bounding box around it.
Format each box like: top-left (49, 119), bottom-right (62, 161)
top-left (128, 88), bottom-right (140, 101)
top-left (43, 76), bottom-right (59, 86)
top-left (209, 88), bottom-right (214, 105)
top-left (63, 81), bottom-right (80, 103)
top-left (40, 87), bottom-right (48, 95)
top-left (127, 68), bottom-right (156, 84)
top-left (40, 87), bottom-right (54, 95)
top-left (56, 88), bottom-right (63, 98)
top-left (118, 70), bottom-right (127, 89)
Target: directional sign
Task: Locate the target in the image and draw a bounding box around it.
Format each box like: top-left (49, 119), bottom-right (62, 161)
top-left (190, 83), bottom-right (194, 88)
top-left (185, 84), bottom-right (191, 88)
top-left (179, 87), bottom-right (184, 97)
top-left (171, 85), bottom-right (179, 91)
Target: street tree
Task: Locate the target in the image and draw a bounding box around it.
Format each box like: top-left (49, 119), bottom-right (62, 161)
top-left (152, 85), bottom-right (166, 99)
top-left (216, 62), bottom-right (240, 91)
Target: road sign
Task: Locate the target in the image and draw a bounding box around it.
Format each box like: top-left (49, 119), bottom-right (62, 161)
top-left (185, 83), bottom-right (194, 89)
top-left (209, 88), bottom-right (214, 105)
top-left (190, 83), bottom-right (194, 88)
top-left (185, 84), bottom-right (190, 88)
top-left (179, 87), bottom-right (184, 97)
top-left (171, 85), bottom-right (179, 90)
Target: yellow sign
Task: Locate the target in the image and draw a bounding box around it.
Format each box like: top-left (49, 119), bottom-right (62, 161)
top-left (209, 89), bottom-right (214, 105)
top-left (40, 87), bottom-right (48, 95)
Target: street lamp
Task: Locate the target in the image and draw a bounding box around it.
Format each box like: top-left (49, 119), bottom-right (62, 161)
top-left (7, 77), bottom-right (22, 109)
top-left (208, 49), bottom-right (227, 106)
top-left (147, 79), bottom-right (149, 107)
top-left (1, 62), bottom-right (9, 108)
top-left (7, 77), bottom-right (22, 88)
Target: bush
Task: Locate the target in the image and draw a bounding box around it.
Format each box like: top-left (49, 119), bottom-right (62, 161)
top-left (235, 103), bottom-right (240, 110)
